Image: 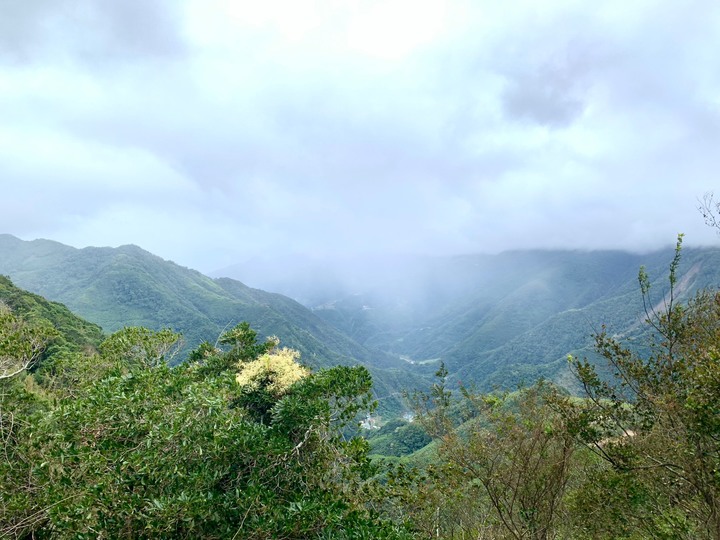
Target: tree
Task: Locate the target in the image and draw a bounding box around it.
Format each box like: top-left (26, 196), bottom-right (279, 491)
top-left (234, 346), bottom-right (309, 423)
top-left (699, 192), bottom-right (720, 234)
top-left (1, 323), bottom-right (412, 539)
top-left (0, 307), bottom-right (57, 536)
top-left (405, 367), bottom-right (576, 540)
top-left (458, 385), bottom-right (575, 540)
top-left (0, 305), bottom-right (55, 380)
top-left (561, 235), bottom-right (720, 538)
top-left (99, 326), bottom-right (182, 368)
top-left (193, 322), bottom-right (277, 376)
top-left (437, 385), bottom-right (575, 540)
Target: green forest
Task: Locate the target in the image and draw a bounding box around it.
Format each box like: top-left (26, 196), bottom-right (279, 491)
top-left (3, 237), bottom-right (720, 538)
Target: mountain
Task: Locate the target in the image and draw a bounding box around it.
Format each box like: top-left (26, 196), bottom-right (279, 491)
top-left (0, 274), bottom-right (104, 363)
top-left (218, 244), bottom-right (720, 391)
top-left (0, 235), bottom-right (410, 373)
top-left (0, 234), bottom-right (429, 414)
top-left (7, 232), bottom-right (720, 407)
top-left (428, 247), bottom-right (720, 388)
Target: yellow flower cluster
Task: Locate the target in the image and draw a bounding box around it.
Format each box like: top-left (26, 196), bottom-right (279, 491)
top-left (236, 347), bottom-right (309, 396)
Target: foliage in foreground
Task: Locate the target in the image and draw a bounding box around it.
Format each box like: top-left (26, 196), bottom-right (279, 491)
top-left (558, 235), bottom-right (720, 539)
top-left (379, 236), bottom-right (720, 539)
top-left (0, 321), bottom-right (412, 539)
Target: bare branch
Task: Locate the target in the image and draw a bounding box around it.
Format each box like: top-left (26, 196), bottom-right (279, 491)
top-left (698, 191), bottom-right (720, 234)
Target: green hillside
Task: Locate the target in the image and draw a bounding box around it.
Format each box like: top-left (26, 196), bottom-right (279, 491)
top-left (0, 235), bottom-right (373, 365)
top-left (445, 247), bottom-right (720, 388)
top-left (0, 276), bottom-right (103, 376)
top-left (0, 274), bottom-right (103, 362)
top-left (307, 247), bottom-right (720, 390)
top-left (0, 235), bottom-right (423, 414)
top-left (5, 233), bottom-right (720, 406)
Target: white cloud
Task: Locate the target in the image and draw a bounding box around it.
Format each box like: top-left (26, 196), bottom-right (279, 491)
top-left (1, 0), bottom-right (720, 272)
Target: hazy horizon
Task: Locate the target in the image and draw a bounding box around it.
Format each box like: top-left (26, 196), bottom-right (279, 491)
top-left (1, 232), bottom-right (704, 304)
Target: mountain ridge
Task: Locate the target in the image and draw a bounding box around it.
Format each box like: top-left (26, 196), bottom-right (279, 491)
top-left (0, 234), bottom-right (396, 369)
top-left (5, 233), bottom-right (720, 405)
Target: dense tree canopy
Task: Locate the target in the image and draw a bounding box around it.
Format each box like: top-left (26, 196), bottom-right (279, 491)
top-left (0, 321), bottom-right (412, 539)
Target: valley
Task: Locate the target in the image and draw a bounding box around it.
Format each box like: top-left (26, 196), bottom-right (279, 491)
top-left (4, 233), bottom-right (720, 405)
top-left (4, 233), bottom-right (720, 538)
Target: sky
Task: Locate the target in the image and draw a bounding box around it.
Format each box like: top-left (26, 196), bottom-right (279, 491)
top-left (2, 0), bottom-right (720, 274)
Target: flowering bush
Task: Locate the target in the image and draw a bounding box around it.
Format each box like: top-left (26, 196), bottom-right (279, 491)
top-left (236, 346), bottom-right (309, 397)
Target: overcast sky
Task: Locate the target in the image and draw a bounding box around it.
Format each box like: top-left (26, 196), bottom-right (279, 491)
top-left (2, 0), bottom-right (720, 273)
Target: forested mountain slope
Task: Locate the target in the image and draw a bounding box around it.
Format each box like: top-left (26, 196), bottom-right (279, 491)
top-left (237, 246), bottom-right (720, 390)
top-left (0, 274), bottom-right (104, 361)
top-left (6, 233), bottom-right (720, 401)
top-left (0, 283), bottom-right (413, 539)
top-left (0, 234), bottom-right (399, 372)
